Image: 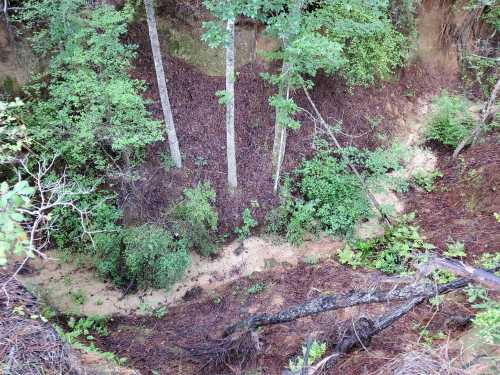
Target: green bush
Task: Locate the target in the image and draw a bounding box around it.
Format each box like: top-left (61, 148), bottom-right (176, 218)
top-left (412, 169), bottom-right (443, 192)
top-left (297, 151), bottom-right (371, 237)
top-left (426, 91), bottom-right (474, 148)
top-left (268, 144), bottom-right (408, 245)
top-left (94, 225), bottom-right (191, 289)
top-left (173, 183), bottom-right (219, 256)
top-left (341, 213), bottom-right (435, 274)
top-left (234, 208), bottom-right (258, 241)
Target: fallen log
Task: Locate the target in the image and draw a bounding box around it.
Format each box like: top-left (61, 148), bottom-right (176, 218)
top-left (305, 297), bottom-right (425, 374)
top-left (224, 267), bottom-right (498, 337)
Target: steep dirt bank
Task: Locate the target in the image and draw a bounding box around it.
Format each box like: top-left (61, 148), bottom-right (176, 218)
top-left (123, 19), bottom-right (458, 235)
top-left (406, 135), bottom-right (500, 260)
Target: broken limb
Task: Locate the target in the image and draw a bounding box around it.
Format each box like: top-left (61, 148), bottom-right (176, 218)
top-left (453, 77), bottom-right (500, 159)
top-left (417, 256), bottom-right (500, 291)
top-left (302, 85), bottom-right (391, 225)
top-left (307, 297), bottom-right (425, 374)
top-left (224, 274), bottom-right (476, 336)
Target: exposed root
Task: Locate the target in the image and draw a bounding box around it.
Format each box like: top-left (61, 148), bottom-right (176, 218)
top-left (183, 330), bottom-right (260, 373)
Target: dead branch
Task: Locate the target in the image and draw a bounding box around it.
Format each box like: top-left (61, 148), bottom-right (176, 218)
top-left (308, 296), bottom-right (425, 374)
top-left (1, 157), bottom-right (96, 305)
top-left (302, 85), bottom-right (391, 225)
top-left (183, 330), bottom-right (260, 373)
top-left (417, 256), bottom-right (500, 291)
top-left (453, 77), bottom-right (500, 159)
top-left (224, 275), bottom-right (474, 337)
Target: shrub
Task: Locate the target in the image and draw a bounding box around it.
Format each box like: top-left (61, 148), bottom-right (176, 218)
top-left (234, 208), bottom-right (258, 241)
top-left (426, 91), bottom-right (474, 148)
top-left (94, 225), bottom-right (191, 289)
top-left (297, 151), bottom-right (371, 237)
top-left (342, 213), bottom-right (435, 274)
top-left (268, 144), bottom-right (408, 245)
top-left (173, 183), bottom-right (219, 256)
top-left (412, 169), bottom-right (443, 192)
top-left (288, 340), bottom-right (327, 373)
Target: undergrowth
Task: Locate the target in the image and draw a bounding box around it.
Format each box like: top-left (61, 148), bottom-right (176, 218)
top-left (172, 182), bottom-right (219, 257)
top-left (338, 213), bottom-right (435, 274)
top-left (94, 224), bottom-right (191, 289)
top-left (425, 91), bottom-right (474, 148)
top-left (267, 143), bottom-right (409, 245)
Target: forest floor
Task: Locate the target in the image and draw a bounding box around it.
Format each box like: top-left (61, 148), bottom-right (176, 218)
top-left (121, 21), bottom-right (457, 237)
top-left (89, 131), bottom-right (499, 375)
top-left (3, 16), bottom-right (500, 375)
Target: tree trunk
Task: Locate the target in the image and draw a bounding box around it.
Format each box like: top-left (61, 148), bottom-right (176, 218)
top-left (271, 0), bottom-right (304, 192)
top-left (226, 18), bottom-right (237, 192)
top-left (273, 68), bottom-right (291, 192)
top-left (144, 0), bottom-right (182, 168)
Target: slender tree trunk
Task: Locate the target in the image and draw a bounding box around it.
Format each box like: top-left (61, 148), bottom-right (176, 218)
top-left (226, 18), bottom-right (237, 192)
top-left (271, 61), bottom-right (289, 169)
top-left (273, 73), bottom-right (290, 192)
top-left (271, 0), bottom-right (303, 192)
top-left (144, 0), bottom-right (182, 168)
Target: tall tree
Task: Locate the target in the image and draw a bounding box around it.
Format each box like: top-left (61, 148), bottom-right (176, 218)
top-left (270, 0), bottom-right (305, 191)
top-left (263, 0), bottom-right (408, 191)
top-left (202, 0), bottom-right (260, 192)
top-left (144, 0), bottom-right (182, 168)
top-left (225, 17), bottom-right (237, 191)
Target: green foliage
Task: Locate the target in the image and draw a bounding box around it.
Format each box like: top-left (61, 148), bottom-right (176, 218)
top-left (465, 282), bottom-right (500, 345)
top-left (173, 183), bottom-right (219, 256)
top-left (472, 300), bottom-right (500, 344)
top-left (55, 315), bottom-right (127, 365)
top-left (51, 180), bottom-right (122, 252)
top-left (390, 0), bottom-right (420, 39)
top-left (94, 225), bottom-right (191, 289)
top-left (65, 315), bottom-right (109, 342)
top-left (426, 91), bottom-right (474, 148)
top-left (21, 1), bottom-right (163, 174)
top-left (235, 208), bottom-right (258, 241)
top-left (431, 269), bottom-right (456, 284)
top-left (268, 95), bottom-right (301, 130)
top-left (0, 99), bottom-right (28, 165)
top-left (0, 181), bottom-right (34, 265)
top-left (443, 241), bottom-right (466, 258)
top-left (462, 52), bottom-right (499, 99)
top-left (69, 289), bottom-right (87, 305)
top-left (297, 151), bottom-right (371, 237)
top-left (341, 213), bottom-right (435, 274)
top-left (247, 282), bottom-right (266, 295)
top-left (160, 152), bottom-right (177, 172)
top-left (268, 144), bottom-right (408, 245)
top-left (476, 252), bottom-right (500, 270)
top-left (412, 169), bottom-right (443, 192)
top-left (312, 0), bottom-right (408, 86)
top-left (288, 340), bottom-right (327, 373)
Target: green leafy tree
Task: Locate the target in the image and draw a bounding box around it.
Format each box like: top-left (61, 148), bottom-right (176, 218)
top-left (260, 0), bottom-right (408, 190)
top-left (21, 1), bottom-right (163, 174)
